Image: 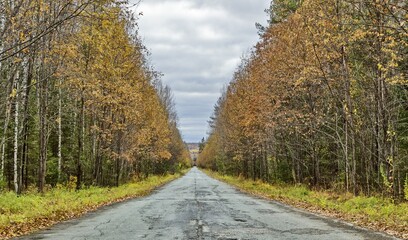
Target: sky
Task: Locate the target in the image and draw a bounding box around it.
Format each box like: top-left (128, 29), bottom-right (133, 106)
top-left (132, 0), bottom-right (270, 143)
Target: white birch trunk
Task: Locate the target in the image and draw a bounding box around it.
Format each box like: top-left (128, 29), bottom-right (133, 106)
top-left (58, 79), bottom-right (62, 182)
top-left (1, 100), bottom-right (11, 179)
top-left (13, 80), bottom-right (19, 193)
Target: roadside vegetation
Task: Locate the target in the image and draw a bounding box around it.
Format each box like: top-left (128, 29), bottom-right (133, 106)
top-left (0, 172), bottom-right (186, 239)
top-left (205, 170), bottom-right (407, 239)
top-left (198, 0), bottom-right (407, 225)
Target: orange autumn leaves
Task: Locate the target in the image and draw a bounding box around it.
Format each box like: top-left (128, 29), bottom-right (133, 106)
top-left (59, 6), bottom-right (188, 177)
top-left (199, 0), bottom-right (407, 197)
top-left (0, 1), bottom-right (189, 193)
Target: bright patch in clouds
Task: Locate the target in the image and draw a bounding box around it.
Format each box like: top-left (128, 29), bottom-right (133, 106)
top-left (132, 0), bottom-right (270, 142)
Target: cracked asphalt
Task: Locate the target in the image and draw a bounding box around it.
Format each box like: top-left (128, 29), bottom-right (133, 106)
top-left (18, 167), bottom-right (399, 240)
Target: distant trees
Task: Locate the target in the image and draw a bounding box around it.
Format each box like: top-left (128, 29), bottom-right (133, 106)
top-left (199, 0), bottom-right (407, 198)
top-left (0, 0), bottom-right (190, 194)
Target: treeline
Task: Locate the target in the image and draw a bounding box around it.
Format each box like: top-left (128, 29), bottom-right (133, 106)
top-left (0, 0), bottom-right (190, 194)
top-left (199, 0), bottom-right (407, 198)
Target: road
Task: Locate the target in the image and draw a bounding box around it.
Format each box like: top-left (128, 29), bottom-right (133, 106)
top-left (19, 167), bottom-right (398, 240)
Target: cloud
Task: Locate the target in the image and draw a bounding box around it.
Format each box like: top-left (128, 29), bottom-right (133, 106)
top-left (132, 0), bottom-right (270, 142)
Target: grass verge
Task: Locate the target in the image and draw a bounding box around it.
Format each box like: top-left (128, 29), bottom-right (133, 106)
top-left (204, 170), bottom-right (408, 239)
top-left (0, 171), bottom-right (187, 239)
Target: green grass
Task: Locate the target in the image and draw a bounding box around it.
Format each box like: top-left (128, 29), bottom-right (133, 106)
top-left (0, 172), bottom-right (186, 238)
top-left (205, 170), bottom-right (408, 239)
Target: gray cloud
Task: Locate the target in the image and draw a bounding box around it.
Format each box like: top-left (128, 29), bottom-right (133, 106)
top-left (132, 0), bottom-right (270, 142)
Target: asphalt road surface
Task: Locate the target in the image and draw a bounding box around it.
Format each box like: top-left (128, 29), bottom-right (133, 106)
top-left (19, 167), bottom-right (398, 240)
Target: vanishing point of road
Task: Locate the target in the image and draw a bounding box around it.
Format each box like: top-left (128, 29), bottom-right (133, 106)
top-left (19, 167), bottom-right (398, 240)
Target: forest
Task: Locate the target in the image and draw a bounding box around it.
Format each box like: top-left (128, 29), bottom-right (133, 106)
top-left (0, 0), bottom-right (191, 194)
top-left (198, 0), bottom-right (408, 199)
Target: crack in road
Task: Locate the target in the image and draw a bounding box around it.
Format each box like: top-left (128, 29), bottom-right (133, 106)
top-left (93, 219), bottom-right (111, 237)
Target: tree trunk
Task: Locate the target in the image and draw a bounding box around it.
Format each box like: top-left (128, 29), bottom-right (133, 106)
top-left (1, 98), bottom-right (11, 182)
top-left (58, 79), bottom-right (62, 182)
top-left (20, 55), bottom-right (33, 193)
top-left (1, 71), bottom-right (16, 181)
top-left (38, 73), bottom-right (48, 193)
top-left (13, 80), bottom-right (20, 194)
top-left (336, 0), bottom-right (355, 194)
top-left (76, 96), bottom-right (84, 190)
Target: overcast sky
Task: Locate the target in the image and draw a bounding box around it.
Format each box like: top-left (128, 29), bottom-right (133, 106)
top-left (132, 0), bottom-right (270, 143)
